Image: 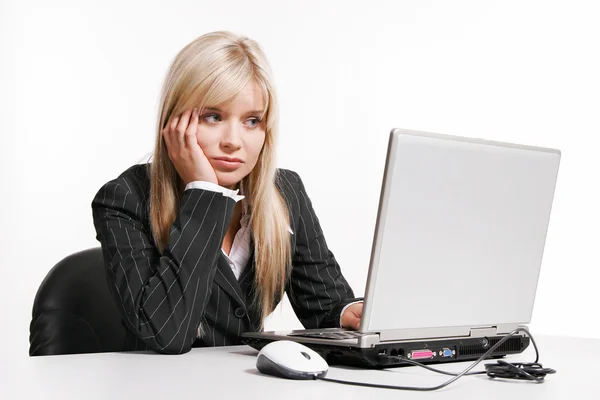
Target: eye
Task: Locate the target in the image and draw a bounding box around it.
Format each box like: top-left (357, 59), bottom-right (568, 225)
top-left (244, 117), bottom-right (262, 128)
top-left (202, 113), bottom-right (222, 124)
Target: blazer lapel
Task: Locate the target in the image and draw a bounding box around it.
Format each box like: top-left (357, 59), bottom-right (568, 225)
top-left (238, 269), bottom-right (254, 294)
top-left (238, 250), bottom-right (260, 329)
top-left (214, 254), bottom-right (247, 308)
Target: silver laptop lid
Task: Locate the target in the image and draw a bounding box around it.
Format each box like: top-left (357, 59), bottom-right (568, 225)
top-left (361, 129), bottom-right (561, 340)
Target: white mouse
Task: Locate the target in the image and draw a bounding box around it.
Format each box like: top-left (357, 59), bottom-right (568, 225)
top-left (256, 340), bottom-right (329, 380)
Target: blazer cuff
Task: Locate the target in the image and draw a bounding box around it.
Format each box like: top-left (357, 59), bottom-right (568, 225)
top-left (185, 181), bottom-right (245, 202)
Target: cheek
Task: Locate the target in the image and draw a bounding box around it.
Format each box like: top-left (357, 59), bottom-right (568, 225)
top-left (195, 129), bottom-right (218, 148)
top-left (245, 135), bottom-right (266, 163)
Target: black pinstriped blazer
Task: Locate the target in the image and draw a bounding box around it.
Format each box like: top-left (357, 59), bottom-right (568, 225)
top-left (91, 164), bottom-right (358, 354)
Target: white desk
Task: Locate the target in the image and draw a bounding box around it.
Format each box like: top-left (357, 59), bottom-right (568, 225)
top-left (4, 334), bottom-right (597, 399)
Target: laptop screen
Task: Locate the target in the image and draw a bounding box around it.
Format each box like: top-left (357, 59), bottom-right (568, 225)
top-left (362, 129), bottom-right (560, 336)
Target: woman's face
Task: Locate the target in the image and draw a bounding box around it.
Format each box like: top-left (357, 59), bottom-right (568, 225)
top-left (196, 81), bottom-right (267, 190)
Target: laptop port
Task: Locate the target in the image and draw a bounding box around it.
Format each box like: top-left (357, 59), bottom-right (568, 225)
top-left (409, 349), bottom-right (434, 360)
top-left (441, 348), bottom-right (454, 358)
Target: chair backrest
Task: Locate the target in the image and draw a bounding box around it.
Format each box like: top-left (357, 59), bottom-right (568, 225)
top-left (29, 248), bottom-right (128, 356)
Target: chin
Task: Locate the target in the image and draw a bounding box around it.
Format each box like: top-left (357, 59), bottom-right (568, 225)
top-left (216, 172), bottom-right (244, 189)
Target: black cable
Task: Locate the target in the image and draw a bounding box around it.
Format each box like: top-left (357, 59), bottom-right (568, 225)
top-left (485, 360), bottom-right (556, 381)
top-left (315, 327), bottom-right (556, 391)
top-left (392, 357), bottom-right (486, 377)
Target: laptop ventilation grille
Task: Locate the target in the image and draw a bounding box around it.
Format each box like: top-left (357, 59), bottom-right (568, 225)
top-left (459, 337), bottom-right (522, 356)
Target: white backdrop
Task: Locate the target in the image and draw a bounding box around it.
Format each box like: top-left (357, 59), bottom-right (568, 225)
top-left (1, 0), bottom-right (599, 364)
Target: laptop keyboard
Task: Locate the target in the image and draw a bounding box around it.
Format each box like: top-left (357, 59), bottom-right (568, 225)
top-left (288, 331), bottom-right (366, 340)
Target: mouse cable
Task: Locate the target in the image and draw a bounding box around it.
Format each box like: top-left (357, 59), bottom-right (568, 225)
top-left (315, 326), bottom-right (556, 391)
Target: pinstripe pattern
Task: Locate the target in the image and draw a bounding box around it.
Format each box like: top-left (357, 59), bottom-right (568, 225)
top-left (92, 164), bottom-right (357, 354)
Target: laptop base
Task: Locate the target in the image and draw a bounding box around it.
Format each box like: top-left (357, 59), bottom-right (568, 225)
top-left (242, 335), bottom-right (530, 369)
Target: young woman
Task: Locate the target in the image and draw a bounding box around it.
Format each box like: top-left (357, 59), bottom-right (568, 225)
top-left (92, 31), bottom-right (362, 354)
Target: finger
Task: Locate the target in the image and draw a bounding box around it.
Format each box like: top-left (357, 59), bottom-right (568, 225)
top-left (169, 114), bottom-right (180, 134)
top-left (164, 115), bottom-right (179, 152)
top-left (345, 316), bottom-right (360, 331)
top-left (184, 108), bottom-right (199, 149)
top-left (176, 108), bottom-right (193, 147)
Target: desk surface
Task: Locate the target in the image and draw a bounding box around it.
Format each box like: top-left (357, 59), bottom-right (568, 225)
top-left (3, 334), bottom-right (597, 399)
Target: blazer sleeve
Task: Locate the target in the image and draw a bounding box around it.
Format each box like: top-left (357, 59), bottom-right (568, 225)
top-left (279, 170), bottom-right (360, 329)
top-left (91, 171), bottom-right (235, 354)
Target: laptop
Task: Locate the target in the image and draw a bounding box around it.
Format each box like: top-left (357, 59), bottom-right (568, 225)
top-left (242, 128), bottom-right (561, 368)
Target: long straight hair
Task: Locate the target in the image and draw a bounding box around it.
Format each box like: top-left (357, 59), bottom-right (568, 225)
top-left (149, 31), bottom-right (291, 325)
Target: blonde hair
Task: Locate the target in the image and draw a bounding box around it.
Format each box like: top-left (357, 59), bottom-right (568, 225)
top-left (149, 31), bottom-right (291, 325)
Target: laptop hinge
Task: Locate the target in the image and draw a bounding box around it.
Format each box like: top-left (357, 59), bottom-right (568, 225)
top-left (469, 326), bottom-right (497, 337)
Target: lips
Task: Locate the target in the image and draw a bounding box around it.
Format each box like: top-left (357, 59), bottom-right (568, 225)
top-left (212, 157), bottom-right (244, 172)
top-left (213, 157), bottom-right (243, 163)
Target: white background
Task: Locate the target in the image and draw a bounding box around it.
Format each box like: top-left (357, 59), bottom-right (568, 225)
top-left (1, 0), bottom-right (599, 365)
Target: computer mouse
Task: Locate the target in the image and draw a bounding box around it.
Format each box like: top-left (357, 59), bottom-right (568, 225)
top-left (256, 340), bottom-right (329, 380)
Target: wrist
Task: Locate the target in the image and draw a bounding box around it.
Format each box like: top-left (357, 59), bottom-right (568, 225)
top-left (184, 176), bottom-right (218, 186)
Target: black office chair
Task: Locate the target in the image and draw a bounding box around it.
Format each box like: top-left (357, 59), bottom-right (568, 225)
top-left (29, 247), bottom-right (129, 356)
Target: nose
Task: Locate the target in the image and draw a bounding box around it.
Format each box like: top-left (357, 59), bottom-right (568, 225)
top-left (220, 121), bottom-right (242, 151)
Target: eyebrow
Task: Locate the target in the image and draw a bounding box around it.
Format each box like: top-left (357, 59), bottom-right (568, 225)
top-left (203, 107), bottom-right (266, 116)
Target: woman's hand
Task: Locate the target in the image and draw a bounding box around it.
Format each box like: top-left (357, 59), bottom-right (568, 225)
top-left (341, 302), bottom-right (363, 330)
top-left (162, 107), bottom-right (218, 185)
